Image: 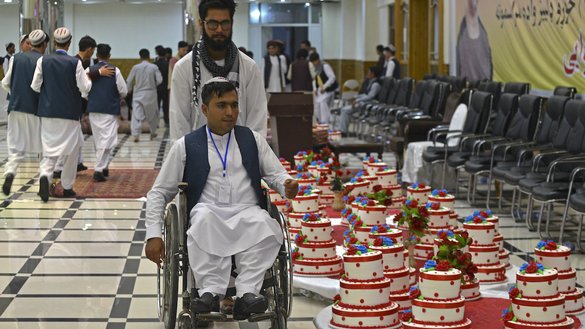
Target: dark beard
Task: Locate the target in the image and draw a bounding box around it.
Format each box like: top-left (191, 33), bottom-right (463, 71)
top-left (202, 28), bottom-right (232, 51)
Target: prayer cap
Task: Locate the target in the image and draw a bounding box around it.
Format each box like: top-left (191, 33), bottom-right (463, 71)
top-left (53, 27), bottom-right (72, 43)
top-left (203, 76), bottom-right (230, 86)
top-left (29, 30), bottom-right (47, 46)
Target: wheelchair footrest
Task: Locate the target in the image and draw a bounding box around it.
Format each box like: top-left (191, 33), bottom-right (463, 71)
top-left (196, 312), bottom-right (228, 322)
top-left (248, 311), bottom-right (275, 322)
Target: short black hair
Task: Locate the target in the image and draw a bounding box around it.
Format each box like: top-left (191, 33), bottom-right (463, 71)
top-left (96, 44), bottom-right (111, 59)
top-left (139, 48), bottom-right (150, 59)
top-left (156, 47), bottom-right (166, 57)
top-left (369, 66), bottom-right (381, 77)
top-left (78, 35), bottom-right (96, 51)
top-left (165, 47), bottom-right (173, 56)
top-left (178, 41), bottom-right (188, 49)
top-left (199, 0), bottom-right (237, 20)
top-left (201, 80), bottom-right (237, 106)
top-left (300, 40), bottom-right (311, 47)
top-left (308, 52), bottom-right (320, 62)
top-left (376, 44), bottom-right (384, 52)
top-left (296, 48), bottom-right (309, 59)
top-left (155, 45), bottom-right (163, 51)
top-left (6, 42), bottom-right (15, 51)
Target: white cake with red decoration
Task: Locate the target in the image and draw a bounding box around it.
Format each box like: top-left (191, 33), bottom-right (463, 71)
top-left (366, 162), bottom-right (388, 176)
top-left (535, 240), bottom-right (584, 315)
top-left (385, 184), bottom-right (405, 209)
top-left (369, 224), bottom-right (403, 245)
top-left (502, 261), bottom-right (575, 329)
top-left (294, 151), bottom-right (308, 166)
top-left (357, 198), bottom-right (388, 226)
top-left (296, 173), bottom-right (317, 188)
top-left (463, 214), bottom-right (506, 283)
top-left (291, 186), bottom-right (319, 213)
top-left (375, 167), bottom-right (398, 187)
top-left (345, 174), bottom-right (371, 196)
top-left (331, 246), bottom-right (401, 329)
top-left (401, 260), bottom-right (472, 329)
top-left (291, 214), bottom-right (342, 277)
top-left (406, 183), bottom-right (432, 203)
top-left (426, 202), bottom-right (451, 229)
top-left (427, 189), bottom-right (455, 210)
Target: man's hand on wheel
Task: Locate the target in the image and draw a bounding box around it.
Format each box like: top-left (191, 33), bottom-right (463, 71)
top-left (145, 237), bottom-right (165, 267)
top-left (283, 179), bottom-right (299, 199)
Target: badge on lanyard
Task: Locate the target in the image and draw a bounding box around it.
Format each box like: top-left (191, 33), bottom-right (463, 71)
top-left (208, 127), bottom-right (232, 204)
top-left (217, 180), bottom-right (231, 204)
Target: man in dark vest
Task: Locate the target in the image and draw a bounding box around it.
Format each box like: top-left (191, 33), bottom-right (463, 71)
top-left (85, 44), bottom-right (128, 182)
top-left (260, 40), bottom-right (286, 93)
top-left (288, 48), bottom-right (312, 92)
top-left (337, 66), bottom-right (382, 134)
top-left (309, 52), bottom-right (337, 124)
top-left (31, 27), bottom-right (92, 202)
top-left (144, 78), bottom-right (298, 320)
top-left (0, 30), bottom-right (49, 195)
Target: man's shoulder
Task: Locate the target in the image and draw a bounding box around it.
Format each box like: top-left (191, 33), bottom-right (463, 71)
top-left (176, 51), bottom-right (192, 69)
top-left (238, 50), bottom-right (259, 69)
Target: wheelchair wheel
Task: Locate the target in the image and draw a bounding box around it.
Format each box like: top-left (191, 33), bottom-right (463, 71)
top-left (269, 253), bottom-right (289, 329)
top-left (158, 203), bottom-right (179, 329)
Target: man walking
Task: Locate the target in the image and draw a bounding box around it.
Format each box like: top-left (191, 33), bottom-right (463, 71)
top-left (169, 0), bottom-right (267, 140)
top-left (31, 27), bottom-right (92, 202)
top-left (1, 30), bottom-right (49, 195)
top-left (127, 48), bottom-right (162, 142)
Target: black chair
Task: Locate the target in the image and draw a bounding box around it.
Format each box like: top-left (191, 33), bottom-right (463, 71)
top-left (503, 82), bottom-right (530, 95)
top-left (554, 86), bottom-right (578, 98)
top-left (348, 77), bottom-right (395, 136)
top-left (477, 81), bottom-right (502, 109)
top-left (560, 166), bottom-right (585, 251)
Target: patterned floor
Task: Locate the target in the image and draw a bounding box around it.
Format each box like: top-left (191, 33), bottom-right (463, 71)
top-left (0, 124), bottom-right (582, 329)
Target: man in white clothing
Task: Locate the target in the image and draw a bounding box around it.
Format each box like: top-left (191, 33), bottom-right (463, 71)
top-left (1, 30), bottom-right (49, 195)
top-left (260, 40), bottom-right (287, 93)
top-left (127, 48), bottom-right (163, 142)
top-left (309, 52), bottom-right (337, 124)
top-left (145, 78), bottom-right (298, 319)
top-left (30, 27), bottom-right (92, 202)
top-left (84, 44), bottom-right (128, 182)
top-left (169, 0), bottom-right (268, 140)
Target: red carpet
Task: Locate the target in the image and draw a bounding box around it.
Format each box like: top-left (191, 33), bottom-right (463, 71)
top-left (51, 169), bottom-right (159, 199)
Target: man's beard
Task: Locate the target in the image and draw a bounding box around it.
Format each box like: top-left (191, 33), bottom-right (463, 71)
top-left (202, 28), bottom-right (232, 51)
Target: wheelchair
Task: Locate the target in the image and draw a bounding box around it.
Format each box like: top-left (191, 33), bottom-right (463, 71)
top-left (157, 182), bottom-right (293, 329)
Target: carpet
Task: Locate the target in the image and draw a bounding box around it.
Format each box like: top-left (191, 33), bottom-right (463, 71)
top-left (51, 169), bottom-right (159, 199)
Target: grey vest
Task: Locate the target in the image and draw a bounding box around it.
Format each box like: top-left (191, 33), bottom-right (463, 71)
top-left (37, 51), bottom-right (82, 121)
top-left (7, 50), bottom-right (43, 115)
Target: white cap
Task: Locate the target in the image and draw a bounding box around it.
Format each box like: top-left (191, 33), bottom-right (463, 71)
top-left (203, 76), bottom-right (231, 86)
top-left (19, 34), bottom-right (28, 44)
top-left (53, 27), bottom-right (72, 44)
top-left (388, 44), bottom-right (396, 53)
top-left (29, 30), bottom-right (47, 46)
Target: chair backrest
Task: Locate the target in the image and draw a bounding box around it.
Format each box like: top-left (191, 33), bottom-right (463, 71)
top-left (446, 104), bottom-right (468, 146)
top-left (562, 100), bottom-right (585, 153)
top-left (409, 80), bottom-right (427, 110)
top-left (441, 91), bottom-right (463, 124)
top-left (445, 75), bottom-right (467, 92)
top-left (376, 77), bottom-right (395, 103)
top-left (503, 82), bottom-right (531, 95)
top-left (553, 86), bottom-right (577, 99)
top-left (535, 95), bottom-right (570, 145)
top-left (478, 81), bottom-right (503, 108)
top-left (505, 94), bottom-right (543, 141)
top-left (462, 91), bottom-right (493, 134)
top-left (490, 93), bottom-right (520, 137)
top-left (394, 77), bottom-right (414, 107)
top-left (418, 80), bottom-right (441, 116)
top-left (385, 78), bottom-right (401, 105)
top-left (429, 82), bottom-right (452, 119)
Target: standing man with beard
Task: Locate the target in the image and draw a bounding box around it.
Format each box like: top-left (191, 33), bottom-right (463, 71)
top-left (169, 0), bottom-right (267, 140)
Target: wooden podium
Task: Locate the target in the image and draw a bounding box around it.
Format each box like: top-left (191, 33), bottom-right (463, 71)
top-left (268, 92), bottom-right (314, 162)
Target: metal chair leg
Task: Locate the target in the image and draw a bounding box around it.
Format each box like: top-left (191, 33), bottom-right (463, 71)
top-left (498, 181), bottom-right (504, 211)
top-left (577, 214), bottom-right (585, 252)
top-left (526, 196), bottom-right (535, 230)
top-left (467, 175), bottom-right (473, 204)
top-left (559, 197), bottom-right (572, 246)
top-left (511, 188), bottom-right (518, 219)
top-left (536, 201), bottom-right (546, 238)
top-left (486, 173), bottom-right (493, 210)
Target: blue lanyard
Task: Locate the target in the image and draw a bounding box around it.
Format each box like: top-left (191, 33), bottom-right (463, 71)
top-left (208, 127), bottom-right (231, 177)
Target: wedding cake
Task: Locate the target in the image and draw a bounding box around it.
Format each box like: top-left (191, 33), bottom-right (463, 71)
top-left (463, 214), bottom-right (506, 283)
top-left (292, 214), bottom-right (342, 277)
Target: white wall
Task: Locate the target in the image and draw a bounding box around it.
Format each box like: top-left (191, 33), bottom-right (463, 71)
top-left (0, 4), bottom-right (20, 56)
top-left (322, 2), bottom-right (341, 60)
top-left (70, 3), bottom-right (183, 58)
top-left (232, 2), bottom-right (249, 49)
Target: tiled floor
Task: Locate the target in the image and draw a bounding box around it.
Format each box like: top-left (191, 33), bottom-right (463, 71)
top-left (0, 124), bottom-right (582, 329)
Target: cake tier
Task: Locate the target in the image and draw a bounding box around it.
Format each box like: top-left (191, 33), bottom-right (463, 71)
top-left (347, 181), bottom-right (371, 196)
top-left (301, 218), bottom-right (333, 242)
top-left (389, 290), bottom-right (411, 311)
top-left (339, 277), bottom-right (392, 308)
top-left (433, 239), bottom-right (469, 256)
top-left (317, 167), bottom-right (332, 178)
top-left (421, 228), bottom-right (451, 245)
top-left (500, 249), bottom-right (511, 268)
top-left (494, 233), bottom-right (504, 250)
top-left (293, 155), bottom-right (306, 166)
top-left (449, 212), bottom-right (459, 228)
top-left (331, 303), bottom-right (400, 329)
top-left (368, 228), bottom-right (403, 245)
top-left (292, 194), bottom-right (319, 213)
top-left (367, 162), bottom-right (388, 176)
top-left (363, 175), bottom-right (379, 185)
top-left (354, 226), bottom-right (376, 245)
top-left (388, 196), bottom-right (406, 209)
top-left (273, 200), bottom-right (288, 213)
top-left (463, 222), bottom-right (496, 245)
top-left (269, 189), bottom-right (285, 202)
top-left (280, 160), bottom-right (291, 170)
top-left (428, 194), bottom-right (455, 210)
top-left (503, 317), bottom-right (574, 329)
top-left (511, 294), bottom-right (566, 323)
top-left (418, 268), bottom-right (462, 300)
top-left (469, 244), bottom-right (500, 266)
top-left (288, 212), bottom-right (308, 228)
top-left (428, 208), bottom-right (451, 228)
top-left (534, 246), bottom-right (572, 273)
top-left (344, 251), bottom-right (385, 282)
top-left (375, 170), bottom-right (398, 187)
top-left (460, 279), bottom-right (481, 301)
top-left (557, 269), bottom-right (577, 293)
top-left (516, 268), bottom-right (558, 298)
top-left (411, 296), bottom-right (466, 324)
top-left (289, 227), bottom-right (300, 241)
top-left (307, 165), bottom-right (319, 178)
top-left (296, 240), bottom-right (337, 260)
top-left (409, 267), bottom-right (416, 286)
top-left (320, 194), bottom-right (334, 205)
top-left (358, 205), bottom-right (388, 226)
top-left (293, 256), bottom-right (342, 277)
top-left (406, 186), bottom-right (432, 203)
top-left (476, 263), bottom-right (507, 283)
top-left (317, 182), bottom-right (333, 195)
top-left (370, 244), bottom-right (406, 272)
top-left (414, 243), bottom-right (435, 261)
top-left (563, 287), bottom-right (585, 315)
top-left (384, 267), bottom-right (411, 293)
top-left (486, 215), bottom-right (499, 231)
top-left (297, 177), bottom-right (317, 188)
top-left (402, 318), bottom-right (472, 329)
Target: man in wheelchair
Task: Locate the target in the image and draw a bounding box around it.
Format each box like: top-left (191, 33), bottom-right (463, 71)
top-left (144, 77), bottom-right (298, 320)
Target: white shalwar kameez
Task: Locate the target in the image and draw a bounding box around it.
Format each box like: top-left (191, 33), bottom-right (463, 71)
top-left (260, 54), bottom-right (287, 93)
top-left (127, 61), bottom-right (162, 137)
top-left (1, 58), bottom-right (42, 176)
top-left (169, 51), bottom-right (268, 141)
top-left (402, 104), bottom-right (468, 184)
top-left (313, 63), bottom-right (336, 124)
top-left (85, 66), bottom-right (128, 171)
top-left (145, 128), bottom-right (291, 297)
top-left (30, 55), bottom-right (92, 190)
